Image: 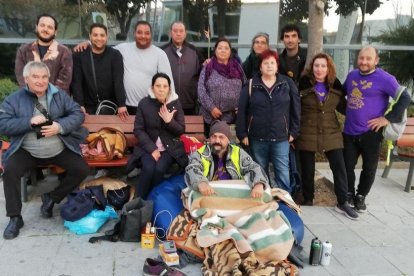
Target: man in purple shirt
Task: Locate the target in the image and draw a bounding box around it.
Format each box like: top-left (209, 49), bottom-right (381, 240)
top-left (343, 46), bottom-right (410, 213)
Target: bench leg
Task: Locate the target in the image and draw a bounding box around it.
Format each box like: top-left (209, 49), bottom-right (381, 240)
top-left (21, 174), bottom-right (28, 202)
top-left (405, 161), bottom-right (414, 193)
top-left (382, 160), bottom-right (393, 178)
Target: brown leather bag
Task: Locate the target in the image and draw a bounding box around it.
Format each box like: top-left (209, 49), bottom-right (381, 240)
top-left (83, 127), bottom-right (127, 161)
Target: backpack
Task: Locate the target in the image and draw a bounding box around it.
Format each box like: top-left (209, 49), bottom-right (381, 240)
top-left (383, 86), bottom-right (409, 165)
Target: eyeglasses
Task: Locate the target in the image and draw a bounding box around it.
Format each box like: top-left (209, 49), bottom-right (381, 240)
top-left (254, 41), bottom-right (267, 45)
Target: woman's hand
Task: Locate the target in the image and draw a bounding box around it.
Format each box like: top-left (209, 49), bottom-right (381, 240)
top-left (158, 104), bottom-right (176, 124)
top-left (210, 107), bottom-right (222, 119)
top-left (198, 181), bottom-right (215, 196)
top-left (289, 135), bottom-right (294, 143)
top-left (151, 150), bottom-right (161, 161)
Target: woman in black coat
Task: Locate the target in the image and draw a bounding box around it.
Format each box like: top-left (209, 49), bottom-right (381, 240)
top-left (133, 73), bottom-right (188, 198)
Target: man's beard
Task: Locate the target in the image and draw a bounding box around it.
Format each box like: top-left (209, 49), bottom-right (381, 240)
top-left (211, 143), bottom-right (225, 156)
top-left (36, 31), bottom-right (55, 43)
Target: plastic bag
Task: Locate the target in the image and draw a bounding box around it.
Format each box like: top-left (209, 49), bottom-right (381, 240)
top-left (64, 206), bottom-right (118, 235)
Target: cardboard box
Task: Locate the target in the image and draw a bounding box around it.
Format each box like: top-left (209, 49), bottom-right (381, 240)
top-left (159, 244), bottom-right (179, 266)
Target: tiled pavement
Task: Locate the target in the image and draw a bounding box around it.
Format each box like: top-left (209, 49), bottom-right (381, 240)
top-left (0, 163), bottom-right (413, 276)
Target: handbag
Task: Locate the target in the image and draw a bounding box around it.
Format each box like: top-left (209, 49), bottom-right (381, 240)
top-left (89, 49), bottom-right (118, 115)
top-left (88, 197), bottom-right (154, 243)
top-left (107, 186), bottom-right (131, 210)
top-left (60, 185), bottom-right (107, 222)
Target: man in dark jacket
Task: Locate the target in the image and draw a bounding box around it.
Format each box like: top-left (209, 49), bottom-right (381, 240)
top-left (0, 61), bottom-right (89, 239)
top-left (278, 24), bottom-right (307, 86)
top-left (161, 21), bottom-right (203, 115)
top-left (71, 23), bottom-right (128, 120)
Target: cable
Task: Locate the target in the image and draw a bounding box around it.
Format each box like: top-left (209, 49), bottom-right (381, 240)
top-left (152, 209), bottom-right (173, 243)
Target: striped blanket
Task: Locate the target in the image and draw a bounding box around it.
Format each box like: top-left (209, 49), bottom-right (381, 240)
top-left (183, 180), bottom-right (296, 263)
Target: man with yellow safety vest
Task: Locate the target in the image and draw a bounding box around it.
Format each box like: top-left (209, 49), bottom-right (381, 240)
top-left (185, 120), bottom-right (269, 198)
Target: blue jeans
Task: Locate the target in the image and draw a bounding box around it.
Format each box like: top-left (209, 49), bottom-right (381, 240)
top-left (250, 139), bottom-right (290, 191)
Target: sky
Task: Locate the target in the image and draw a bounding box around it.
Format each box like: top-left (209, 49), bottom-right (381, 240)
top-left (324, 0), bottom-right (414, 32)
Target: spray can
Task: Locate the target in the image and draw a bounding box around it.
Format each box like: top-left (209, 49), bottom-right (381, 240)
top-left (309, 237), bottom-right (322, 265)
top-left (321, 241), bottom-right (332, 266)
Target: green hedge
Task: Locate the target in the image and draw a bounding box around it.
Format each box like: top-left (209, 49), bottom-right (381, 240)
top-left (0, 78), bottom-right (18, 103)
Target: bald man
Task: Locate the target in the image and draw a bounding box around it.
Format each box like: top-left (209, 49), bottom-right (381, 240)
top-left (342, 46), bottom-right (411, 213)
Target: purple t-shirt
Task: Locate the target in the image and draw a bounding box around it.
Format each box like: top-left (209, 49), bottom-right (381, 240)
top-left (315, 81), bottom-right (328, 102)
top-left (343, 68), bottom-right (399, 135)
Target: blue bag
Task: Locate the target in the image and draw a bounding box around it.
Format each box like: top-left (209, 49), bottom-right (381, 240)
top-left (64, 206), bottom-right (118, 235)
top-left (148, 174), bottom-right (186, 236)
top-left (278, 202), bottom-right (304, 245)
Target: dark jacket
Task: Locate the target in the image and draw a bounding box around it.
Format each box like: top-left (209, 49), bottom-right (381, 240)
top-left (295, 76), bottom-right (345, 152)
top-left (71, 47), bottom-right (126, 110)
top-left (236, 74), bottom-right (301, 142)
top-left (15, 40), bottom-right (73, 93)
top-left (279, 46), bottom-right (307, 86)
top-left (0, 84), bottom-right (85, 164)
top-left (242, 52), bottom-right (260, 79)
top-left (132, 91), bottom-right (188, 168)
top-left (161, 41), bottom-right (202, 110)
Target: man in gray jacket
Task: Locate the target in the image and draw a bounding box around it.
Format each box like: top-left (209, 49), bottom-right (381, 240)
top-left (185, 120), bottom-right (268, 197)
top-left (161, 21), bottom-right (203, 115)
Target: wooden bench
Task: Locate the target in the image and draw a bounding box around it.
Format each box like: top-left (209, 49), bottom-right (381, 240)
top-left (381, 117), bottom-right (414, 192)
top-left (0, 115), bottom-right (205, 202)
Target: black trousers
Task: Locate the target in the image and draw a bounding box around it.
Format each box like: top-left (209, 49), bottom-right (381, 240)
top-left (2, 148), bottom-right (90, 217)
top-left (300, 149), bottom-right (348, 204)
top-left (343, 131), bottom-right (383, 197)
top-left (126, 105), bottom-right (137, 115)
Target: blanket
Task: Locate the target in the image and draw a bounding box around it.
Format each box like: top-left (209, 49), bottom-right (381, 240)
top-left (183, 180), bottom-right (296, 263)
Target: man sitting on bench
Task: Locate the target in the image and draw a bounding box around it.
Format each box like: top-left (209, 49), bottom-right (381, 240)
top-left (0, 61), bottom-right (90, 239)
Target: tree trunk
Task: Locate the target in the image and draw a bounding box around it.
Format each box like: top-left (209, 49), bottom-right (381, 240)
top-left (307, 0), bottom-right (325, 67)
top-left (216, 0), bottom-right (226, 37)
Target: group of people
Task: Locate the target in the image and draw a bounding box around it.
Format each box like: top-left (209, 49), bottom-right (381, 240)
top-left (0, 13), bottom-right (410, 240)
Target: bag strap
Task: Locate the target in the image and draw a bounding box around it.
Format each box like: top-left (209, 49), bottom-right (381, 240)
top-left (89, 49), bottom-right (100, 103)
top-left (31, 96), bottom-right (49, 119)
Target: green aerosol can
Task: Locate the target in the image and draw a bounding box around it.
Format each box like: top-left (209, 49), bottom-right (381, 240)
top-left (309, 237), bottom-right (322, 265)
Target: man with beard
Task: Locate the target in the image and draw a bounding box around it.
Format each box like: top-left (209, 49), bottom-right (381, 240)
top-left (71, 23), bottom-right (128, 119)
top-left (185, 120), bottom-right (269, 197)
top-left (15, 14), bottom-right (72, 93)
top-left (343, 46), bottom-right (411, 213)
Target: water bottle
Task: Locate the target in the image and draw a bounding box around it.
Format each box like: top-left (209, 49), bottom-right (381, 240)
top-left (309, 237), bottom-right (322, 265)
top-left (321, 241), bottom-right (332, 266)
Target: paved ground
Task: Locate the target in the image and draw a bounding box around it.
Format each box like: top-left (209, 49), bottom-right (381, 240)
top-left (0, 163), bottom-right (413, 276)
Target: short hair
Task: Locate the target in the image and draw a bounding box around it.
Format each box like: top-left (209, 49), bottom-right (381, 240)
top-left (280, 24), bottom-right (302, 40)
top-left (251, 32), bottom-right (270, 50)
top-left (36, 13), bottom-right (58, 30)
top-left (170, 21), bottom-right (186, 31)
top-left (305, 52), bottom-right (337, 86)
top-left (214, 37), bottom-right (232, 55)
top-left (258, 49), bottom-right (279, 68)
top-left (89, 23), bottom-right (107, 34)
top-left (23, 61), bottom-right (50, 78)
top-left (134, 20), bottom-right (152, 33)
top-left (152, 72), bottom-right (171, 87)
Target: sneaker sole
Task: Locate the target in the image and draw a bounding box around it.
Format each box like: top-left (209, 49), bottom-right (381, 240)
top-left (355, 207), bottom-right (367, 213)
top-left (335, 206), bottom-right (359, 220)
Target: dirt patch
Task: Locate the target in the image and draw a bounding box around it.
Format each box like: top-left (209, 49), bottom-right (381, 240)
top-left (293, 170), bottom-right (337, 207)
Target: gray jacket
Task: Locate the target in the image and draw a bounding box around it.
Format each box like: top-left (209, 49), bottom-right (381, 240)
top-left (184, 143), bottom-right (269, 191)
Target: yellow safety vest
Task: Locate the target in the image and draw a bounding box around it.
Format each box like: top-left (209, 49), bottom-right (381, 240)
top-left (198, 144), bottom-right (242, 178)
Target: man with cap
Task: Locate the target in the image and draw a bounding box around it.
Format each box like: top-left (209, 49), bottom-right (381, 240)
top-left (185, 120), bottom-right (269, 198)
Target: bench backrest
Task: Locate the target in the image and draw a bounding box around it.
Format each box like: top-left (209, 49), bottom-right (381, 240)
top-left (83, 115), bottom-right (205, 147)
top-left (396, 117), bottom-right (414, 147)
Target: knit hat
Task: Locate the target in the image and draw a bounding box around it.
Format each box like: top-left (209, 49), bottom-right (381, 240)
top-left (209, 120), bottom-right (232, 141)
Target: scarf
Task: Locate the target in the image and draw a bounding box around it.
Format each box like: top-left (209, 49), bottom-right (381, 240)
top-left (204, 56), bottom-right (244, 85)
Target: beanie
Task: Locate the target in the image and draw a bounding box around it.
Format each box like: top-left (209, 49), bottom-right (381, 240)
top-left (209, 120), bottom-right (232, 141)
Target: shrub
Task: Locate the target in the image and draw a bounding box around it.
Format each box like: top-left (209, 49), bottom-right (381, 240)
top-left (0, 78), bottom-right (18, 103)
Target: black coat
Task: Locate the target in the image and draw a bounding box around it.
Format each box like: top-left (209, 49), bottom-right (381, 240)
top-left (132, 96), bottom-right (188, 168)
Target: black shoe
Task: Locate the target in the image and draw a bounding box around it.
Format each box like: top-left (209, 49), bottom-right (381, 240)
top-left (354, 194), bottom-right (367, 213)
top-left (335, 202), bottom-right (359, 220)
top-left (40, 193), bottom-right (55, 218)
top-left (302, 199), bottom-right (313, 206)
top-left (346, 192), bottom-right (355, 207)
top-left (3, 216), bottom-right (24, 240)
